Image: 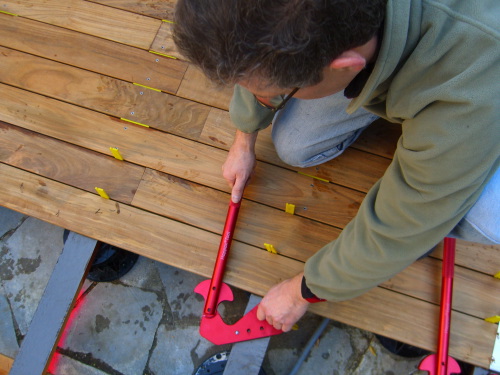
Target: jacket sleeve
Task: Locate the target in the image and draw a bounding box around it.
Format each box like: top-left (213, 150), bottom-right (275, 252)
top-left (229, 84), bottom-right (277, 133)
top-left (304, 99), bottom-right (500, 301)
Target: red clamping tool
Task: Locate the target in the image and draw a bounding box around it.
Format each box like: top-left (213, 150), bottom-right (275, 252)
top-left (419, 237), bottom-right (461, 375)
top-left (194, 198), bottom-right (283, 345)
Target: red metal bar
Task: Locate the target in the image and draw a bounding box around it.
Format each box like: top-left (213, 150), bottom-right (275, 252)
top-left (437, 237), bottom-right (456, 375)
top-left (203, 200), bottom-right (241, 317)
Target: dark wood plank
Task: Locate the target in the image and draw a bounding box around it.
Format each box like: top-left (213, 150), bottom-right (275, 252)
top-left (9, 232), bottom-right (97, 375)
top-left (0, 13), bottom-right (187, 94)
top-left (1, 0), bottom-right (161, 49)
top-left (0, 121), bottom-right (145, 205)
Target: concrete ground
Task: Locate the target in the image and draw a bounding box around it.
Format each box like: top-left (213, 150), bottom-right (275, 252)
top-left (0, 206), bottom-right (442, 374)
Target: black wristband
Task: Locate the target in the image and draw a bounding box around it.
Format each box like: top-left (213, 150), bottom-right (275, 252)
top-left (301, 276), bottom-right (326, 303)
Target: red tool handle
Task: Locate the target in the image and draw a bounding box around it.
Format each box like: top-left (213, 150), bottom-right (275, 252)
top-left (203, 200), bottom-right (241, 317)
top-left (437, 237), bottom-right (456, 375)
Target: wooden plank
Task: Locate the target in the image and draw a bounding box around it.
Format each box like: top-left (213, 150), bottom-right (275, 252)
top-left (354, 118), bottom-right (401, 158)
top-left (433, 240), bottom-right (500, 277)
top-left (311, 288), bottom-right (497, 368)
top-left (0, 164), bottom-right (495, 368)
top-left (202, 108), bottom-right (392, 193)
top-left (0, 84), bottom-right (365, 229)
top-left (1, 0), bottom-right (161, 49)
top-left (132, 168), bottom-right (340, 262)
top-left (150, 20), bottom-right (184, 60)
top-left (9, 232), bottom-right (97, 375)
top-left (177, 65), bottom-right (234, 110)
top-left (0, 47), bottom-right (209, 139)
top-left (0, 13), bottom-right (187, 94)
top-left (381, 255), bottom-right (500, 320)
top-left (87, 0), bottom-right (176, 20)
top-left (0, 354), bottom-right (13, 375)
top-left (0, 121), bottom-right (145, 204)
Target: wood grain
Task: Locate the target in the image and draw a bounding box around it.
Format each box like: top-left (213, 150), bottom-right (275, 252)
top-left (132, 168), bottom-right (341, 261)
top-left (87, 0), bottom-right (177, 20)
top-left (0, 164), bottom-right (496, 368)
top-left (0, 47), bottom-right (209, 139)
top-left (0, 354), bottom-right (13, 375)
top-left (1, 0), bottom-right (161, 49)
top-left (202, 108), bottom-right (392, 193)
top-left (150, 21), bottom-right (184, 60)
top-left (0, 13), bottom-right (187, 94)
top-left (177, 65), bottom-right (234, 110)
top-left (0, 84), bottom-right (365, 228)
top-left (0, 121), bottom-right (145, 204)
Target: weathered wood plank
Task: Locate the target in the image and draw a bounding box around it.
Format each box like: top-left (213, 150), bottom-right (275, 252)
top-left (150, 20), bottom-right (184, 60)
top-left (0, 164), bottom-right (495, 368)
top-left (0, 13), bottom-right (187, 94)
top-left (87, 0), bottom-right (176, 20)
top-left (1, 0), bottom-right (161, 49)
top-left (132, 168), bottom-right (340, 261)
top-left (9, 232), bottom-right (97, 375)
top-left (202, 108), bottom-right (392, 193)
top-left (0, 84), bottom-right (365, 228)
top-left (0, 47), bottom-right (209, 139)
top-left (0, 121), bottom-right (145, 204)
top-left (177, 65), bottom-right (233, 110)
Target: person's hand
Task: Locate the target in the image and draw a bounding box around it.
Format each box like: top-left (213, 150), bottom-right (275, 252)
top-left (222, 130), bottom-right (258, 203)
top-left (256, 272), bottom-right (310, 332)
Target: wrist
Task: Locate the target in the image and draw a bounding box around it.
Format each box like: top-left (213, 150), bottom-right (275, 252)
top-left (233, 130), bottom-right (258, 152)
top-left (301, 276), bottom-right (326, 303)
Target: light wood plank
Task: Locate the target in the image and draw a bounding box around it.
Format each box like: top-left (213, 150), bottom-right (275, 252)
top-left (9, 232), bottom-right (97, 375)
top-left (0, 84), bottom-right (365, 228)
top-left (1, 0), bottom-right (161, 49)
top-left (0, 164), bottom-right (496, 368)
top-left (0, 121), bottom-right (145, 204)
top-left (132, 168), bottom-right (340, 262)
top-left (150, 20), bottom-right (183, 60)
top-left (381, 255), bottom-right (500, 320)
top-left (87, 0), bottom-right (176, 20)
top-left (202, 108), bottom-right (392, 193)
top-left (0, 47), bottom-right (209, 139)
top-left (0, 13), bottom-right (187, 94)
top-left (177, 65), bottom-right (234, 110)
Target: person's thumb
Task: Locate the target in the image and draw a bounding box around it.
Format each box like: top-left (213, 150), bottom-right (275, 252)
top-left (231, 178), bottom-right (245, 203)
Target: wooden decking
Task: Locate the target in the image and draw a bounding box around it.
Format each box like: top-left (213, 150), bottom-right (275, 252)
top-left (0, 0), bottom-right (499, 370)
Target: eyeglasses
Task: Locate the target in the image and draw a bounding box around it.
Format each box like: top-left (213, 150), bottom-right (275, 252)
top-left (254, 87), bottom-right (299, 112)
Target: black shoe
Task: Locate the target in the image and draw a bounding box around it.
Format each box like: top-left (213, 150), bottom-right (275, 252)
top-left (63, 230), bottom-right (139, 282)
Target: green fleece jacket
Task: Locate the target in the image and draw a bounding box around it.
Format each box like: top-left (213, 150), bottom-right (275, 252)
top-left (229, 0), bottom-right (500, 301)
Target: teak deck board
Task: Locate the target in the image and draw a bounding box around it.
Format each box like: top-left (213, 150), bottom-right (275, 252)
top-left (1, 0), bottom-right (161, 49)
top-left (0, 3), bottom-right (498, 370)
top-left (0, 165), bottom-right (496, 368)
top-left (0, 13), bottom-right (187, 94)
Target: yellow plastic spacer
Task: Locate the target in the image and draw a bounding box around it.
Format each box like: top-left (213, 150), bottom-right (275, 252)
top-left (264, 243), bottom-right (278, 254)
top-left (110, 147), bottom-right (124, 161)
top-left (133, 82), bottom-right (161, 92)
top-left (95, 187), bottom-right (110, 199)
top-left (149, 50), bottom-right (178, 60)
top-left (120, 118), bottom-right (150, 128)
top-left (0, 10), bottom-right (18, 16)
top-left (292, 324), bottom-right (299, 331)
top-left (485, 316), bottom-right (500, 324)
top-left (494, 271), bottom-right (500, 279)
top-left (297, 171), bottom-right (330, 183)
top-left (285, 203), bottom-right (295, 215)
